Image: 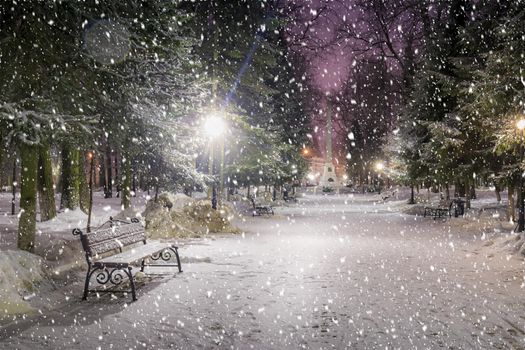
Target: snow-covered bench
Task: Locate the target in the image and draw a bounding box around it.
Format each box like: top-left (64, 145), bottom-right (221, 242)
top-left (72, 217), bottom-right (182, 302)
top-left (424, 198), bottom-right (466, 219)
top-left (381, 189), bottom-right (397, 201)
top-left (248, 196), bottom-right (274, 217)
top-left (424, 199), bottom-right (454, 219)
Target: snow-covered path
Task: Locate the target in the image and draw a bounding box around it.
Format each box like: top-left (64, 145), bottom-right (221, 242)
top-left (2, 194), bottom-right (525, 349)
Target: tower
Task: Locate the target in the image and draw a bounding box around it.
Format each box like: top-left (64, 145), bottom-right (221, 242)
top-left (319, 98), bottom-right (339, 187)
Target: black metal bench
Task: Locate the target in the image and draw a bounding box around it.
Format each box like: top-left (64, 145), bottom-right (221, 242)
top-left (424, 198), bottom-right (465, 219)
top-left (283, 191), bottom-right (298, 202)
top-left (72, 217), bottom-right (182, 302)
top-left (424, 199), bottom-right (454, 219)
top-left (381, 189), bottom-right (397, 201)
top-left (248, 196), bottom-right (274, 216)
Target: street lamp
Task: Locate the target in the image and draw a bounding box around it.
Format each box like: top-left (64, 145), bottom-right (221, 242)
top-left (516, 119), bottom-right (525, 232)
top-left (204, 113), bottom-right (226, 210)
top-left (86, 151), bottom-right (95, 233)
top-left (374, 161), bottom-right (385, 194)
top-left (204, 115), bottom-right (226, 139)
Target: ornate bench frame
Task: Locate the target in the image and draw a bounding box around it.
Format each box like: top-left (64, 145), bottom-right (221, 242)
top-left (72, 217), bottom-right (182, 302)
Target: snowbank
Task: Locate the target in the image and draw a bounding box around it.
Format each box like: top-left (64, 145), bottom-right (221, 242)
top-left (0, 250), bottom-right (45, 319)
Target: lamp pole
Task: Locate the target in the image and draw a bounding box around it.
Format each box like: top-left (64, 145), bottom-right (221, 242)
top-left (209, 140), bottom-right (217, 209)
top-left (87, 151), bottom-right (95, 233)
top-left (204, 114), bottom-right (225, 210)
top-left (219, 138), bottom-right (225, 206)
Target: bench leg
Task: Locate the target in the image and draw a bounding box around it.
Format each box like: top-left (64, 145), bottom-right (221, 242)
top-left (124, 267), bottom-right (137, 302)
top-left (82, 265), bottom-right (93, 301)
top-left (171, 246), bottom-right (183, 273)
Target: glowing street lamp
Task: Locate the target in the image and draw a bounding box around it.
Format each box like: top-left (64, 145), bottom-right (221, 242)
top-left (204, 114), bottom-right (226, 139)
top-left (374, 161), bottom-right (386, 194)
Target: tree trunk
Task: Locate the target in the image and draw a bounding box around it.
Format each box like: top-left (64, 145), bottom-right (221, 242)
top-left (0, 143), bottom-right (3, 189)
top-left (495, 182), bottom-right (502, 204)
top-left (37, 142), bottom-right (57, 221)
top-left (11, 157), bottom-right (16, 215)
top-left (154, 184), bottom-right (159, 202)
top-left (104, 146), bottom-right (112, 198)
top-left (94, 156), bottom-right (101, 188)
top-left (470, 183), bottom-right (476, 200)
top-left (409, 184), bottom-right (415, 204)
top-left (456, 181), bottom-right (466, 197)
top-left (18, 143), bottom-right (38, 252)
top-left (465, 178), bottom-right (471, 210)
top-left (115, 151), bottom-right (120, 198)
top-left (121, 152), bottom-right (132, 209)
top-left (60, 146), bottom-right (80, 210)
top-left (445, 183), bottom-right (450, 200)
top-left (79, 152), bottom-right (90, 213)
top-left (132, 163), bottom-right (137, 197)
top-left (508, 184), bottom-right (516, 222)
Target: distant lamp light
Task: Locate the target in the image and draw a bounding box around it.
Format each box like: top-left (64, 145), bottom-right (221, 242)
top-left (517, 119), bottom-right (525, 131)
top-left (302, 148), bottom-right (310, 156)
top-left (375, 161), bottom-right (384, 171)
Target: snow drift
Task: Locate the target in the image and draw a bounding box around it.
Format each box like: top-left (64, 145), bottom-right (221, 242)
top-left (0, 250), bottom-right (45, 319)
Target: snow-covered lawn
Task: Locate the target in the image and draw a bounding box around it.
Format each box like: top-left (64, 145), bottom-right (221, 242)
top-left (0, 190), bottom-right (150, 252)
top-left (1, 192), bottom-right (524, 349)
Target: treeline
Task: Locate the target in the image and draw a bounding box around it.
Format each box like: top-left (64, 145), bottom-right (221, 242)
top-left (315, 0), bottom-right (524, 209)
top-left (395, 0), bottom-right (525, 212)
top-left (0, 0), bottom-right (310, 252)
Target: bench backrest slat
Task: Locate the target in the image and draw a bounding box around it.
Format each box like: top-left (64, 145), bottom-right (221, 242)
top-left (83, 222), bottom-right (146, 256)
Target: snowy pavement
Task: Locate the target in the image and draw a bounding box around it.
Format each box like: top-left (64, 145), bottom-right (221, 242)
top-left (1, 194), bottom-right (525, 349)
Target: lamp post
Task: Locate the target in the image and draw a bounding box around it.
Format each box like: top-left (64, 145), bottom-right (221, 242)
top-left (86, 151), bottom-right (95, 233)
top-left (374, 161), bottom-right (384, 194)
top-left (516, 119), bottom-right (525, 232)
top-left (204, 114), bottom-right (226, 210)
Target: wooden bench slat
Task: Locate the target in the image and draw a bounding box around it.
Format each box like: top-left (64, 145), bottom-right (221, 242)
top-left (85, 223), bottom-right (146, 255)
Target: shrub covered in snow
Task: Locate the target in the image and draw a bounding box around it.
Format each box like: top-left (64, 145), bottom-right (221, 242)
top-left (143, 193), bottom-right (239, 239)
top-left (0, 250), bottom-right (45, 319)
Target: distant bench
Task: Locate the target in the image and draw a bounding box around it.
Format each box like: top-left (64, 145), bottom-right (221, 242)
top-left (73, 217), bottom-right (182, 302)
top-left (381, 189), bottom-right (397, 201)
top-left (424, 198), bottom-right (465, 219)
top-left (248, 196), bottom-right (274, 217)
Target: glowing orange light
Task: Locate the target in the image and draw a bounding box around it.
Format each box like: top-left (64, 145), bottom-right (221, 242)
top-left (302, 148), bottom-right (310, 156)
top-left (517, 119), bottom-right (525, 131)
